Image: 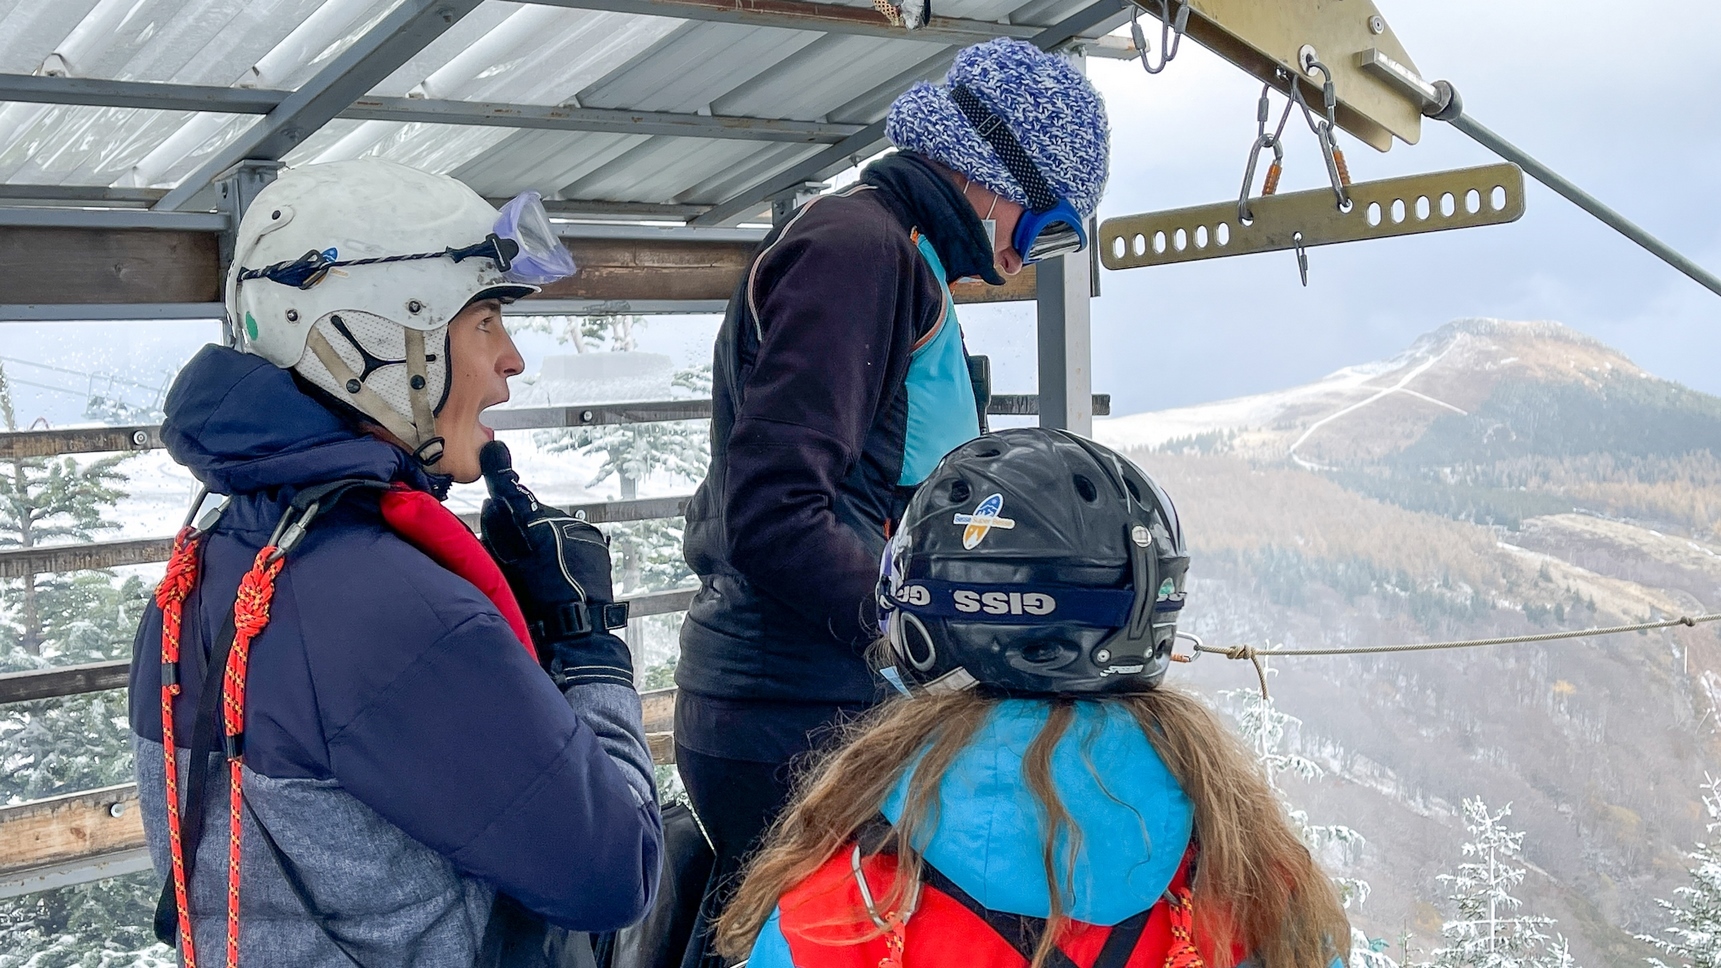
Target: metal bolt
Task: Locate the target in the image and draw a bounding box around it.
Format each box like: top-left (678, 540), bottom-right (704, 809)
top-left (131, 430), bottom-right (149, 447)
top-left (346, 379), bottom-right (362, 394)
top-left (580, 410), bottom-right (595, 423)
top-left (1298, 44), bottom-right (1320, 75)
top-left (1095, 649), bottom-right (1112, 664)
top-left (407, 300), bottom-right (423, 314)
top-left (285, 309), bottom-right (299, 322)
top-left (108, 802), bottom-right (127, 818)
top-left (410, 375), bottom-right (426, 390)
top-left (1131, 525), bottom-right (1151, 547)
top-left (270, 209), bottom-right (281, 220)
top-left (1368, 15), bottom-right (1386, 34)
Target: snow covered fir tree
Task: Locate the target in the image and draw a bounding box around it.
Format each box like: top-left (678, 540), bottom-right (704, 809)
top-left (1639, 775), bottom-right (1721, 968)
top-left (0, 362), bottom-right (170, 966)
top-left (1221, 669), bottom-right (1397, 968)
top-left (1421, 797), bottom-right (1574, 968)
top-left (520, 313), bottom-right (711, 690)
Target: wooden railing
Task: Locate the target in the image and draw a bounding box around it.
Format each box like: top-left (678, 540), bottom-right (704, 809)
top-left (0, 390), bottom-right (1111, 896)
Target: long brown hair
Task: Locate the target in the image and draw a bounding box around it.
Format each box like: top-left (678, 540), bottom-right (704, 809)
top-left (715, 687), bottom-right (1349, 968)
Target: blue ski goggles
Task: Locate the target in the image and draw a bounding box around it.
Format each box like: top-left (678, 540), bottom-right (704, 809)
top-left (1013, 197), bottom-right (1087, 264)
top-left (949, 83), bottom-right (1089, 265)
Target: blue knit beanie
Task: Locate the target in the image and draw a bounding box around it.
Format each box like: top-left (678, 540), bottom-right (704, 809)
top-left (886, 39), bottom-right (1110, 219)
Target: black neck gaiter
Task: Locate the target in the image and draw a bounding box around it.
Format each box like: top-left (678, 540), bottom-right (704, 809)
top-left (860, 151), bottom-right (1005, 286)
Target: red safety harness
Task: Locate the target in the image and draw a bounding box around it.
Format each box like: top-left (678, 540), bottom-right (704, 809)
top-left (774, 829), bottom-right (1217, 968)
top-left (154, 480), bottom-right (532, 967)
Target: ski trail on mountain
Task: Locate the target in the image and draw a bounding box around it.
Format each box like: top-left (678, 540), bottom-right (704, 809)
top-left (1287, 339), bottom-right (1466, 469)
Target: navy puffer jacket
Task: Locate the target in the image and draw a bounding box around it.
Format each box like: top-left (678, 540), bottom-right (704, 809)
top-left (128, 345), bottom-right (660, 967)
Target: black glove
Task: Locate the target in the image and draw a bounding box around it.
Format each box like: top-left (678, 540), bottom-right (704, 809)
top-left (479, 440), bottom-right (634, 689)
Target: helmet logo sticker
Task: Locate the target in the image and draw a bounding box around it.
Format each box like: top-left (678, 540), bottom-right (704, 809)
top-left (953, 493), bottom-right (1016, 549)
top-left (952, 589), bottom-right (1056, 615)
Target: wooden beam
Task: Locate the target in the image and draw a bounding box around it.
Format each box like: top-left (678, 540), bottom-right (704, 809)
top-left (0, 225), bottom-right (1049, 308)
top-left (0, 784), bottom-right (143, 881)
top-left (0, 661), bottom-right (130, 705)
top-left (0, 425), bottom-right (161, 460)
top-left (0, 591), bottom-right (696, 705)
top-left (0, 537), bottom-right (175, 580)
top-left (0, 227), bottom-right (218, 305)
top-left (0, 689), bottom-right (683, 894)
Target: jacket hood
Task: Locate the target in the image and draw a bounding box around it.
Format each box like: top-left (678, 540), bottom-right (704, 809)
top-left (162, 345), bottom-right (425, 496)
top-left (881, 699), bottom-right (1194, 926)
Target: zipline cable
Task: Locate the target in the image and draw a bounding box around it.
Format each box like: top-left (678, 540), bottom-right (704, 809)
top-left (1445, 112), bottom-right (1721, 301)
top-left (1180, 612), bottom-right (1721, 700)
top-left (1357, 54), bottom-right (1721, 300)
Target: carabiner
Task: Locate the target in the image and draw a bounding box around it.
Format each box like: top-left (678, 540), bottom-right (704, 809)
top-left (1237, 134), bottom-right (1284, 224)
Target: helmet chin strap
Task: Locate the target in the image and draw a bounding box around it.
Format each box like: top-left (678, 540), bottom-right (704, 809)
top-left (304, 325), bottom-right (444, 465)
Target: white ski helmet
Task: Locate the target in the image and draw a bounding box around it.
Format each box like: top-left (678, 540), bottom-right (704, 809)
top-left (227, 159), bottom-right (570, 466)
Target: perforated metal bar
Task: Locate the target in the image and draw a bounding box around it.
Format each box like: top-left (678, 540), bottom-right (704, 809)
top-left (1100, 163), bottom-right (1525, 270)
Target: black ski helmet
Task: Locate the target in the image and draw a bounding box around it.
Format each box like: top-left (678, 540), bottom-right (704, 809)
top-left (877, 428), bottom-right (1189, 695)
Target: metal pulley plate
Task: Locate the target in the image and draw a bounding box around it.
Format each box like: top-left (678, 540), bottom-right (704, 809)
top-left (1099, 162), bottom-right (1525, 271)
top-left (1133, 0), bottom-right (1424, 150)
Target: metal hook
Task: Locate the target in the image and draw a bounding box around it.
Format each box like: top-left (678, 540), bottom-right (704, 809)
top-left (1293, 231), bottom-right (1309, 286)
top-left (1130, 0), bottom-right (1189, 74)
top-left (1237, 135), bottom-right (1284, 224)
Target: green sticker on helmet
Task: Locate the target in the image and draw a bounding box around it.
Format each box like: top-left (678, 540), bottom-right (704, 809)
top-left (244, 312), bottom-right (258, 341)
top-left (1157, 579), bottom-right (1176, 600)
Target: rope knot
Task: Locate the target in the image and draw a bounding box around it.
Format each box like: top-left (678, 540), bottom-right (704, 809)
top-left (154, 529), bottom-right (201, 609)
top-left (232, 549), bottom-right (285, 638)
top-left (1163, 885), bottom-right (1204, 968)
top-left (1683, 615), bottom-right (1697, 627)
top-left (1225, 644), bottom-right (1257, 661)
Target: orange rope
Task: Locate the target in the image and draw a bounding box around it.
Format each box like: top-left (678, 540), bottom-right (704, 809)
top-left (156, 527), bottom-right (202, 968)
top-left (220, 546), bottom-right (284, 967)
top-left (1163, 885), bottom-right (1204, 968)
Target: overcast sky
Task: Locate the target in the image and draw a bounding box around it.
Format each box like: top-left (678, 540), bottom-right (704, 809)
top-left (1065, 0), bottom-right (1721, 414)
top-left (5, 0), bottom-right (1720, 426)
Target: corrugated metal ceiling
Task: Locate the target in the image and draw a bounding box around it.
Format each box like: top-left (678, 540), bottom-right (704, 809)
top-left (0, 0), bottom-right (1127, 219)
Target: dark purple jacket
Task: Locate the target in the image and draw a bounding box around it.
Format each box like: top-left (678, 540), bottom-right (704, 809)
top-left (679, 154), bottom-right (995, 709)
top-left (128, 346), bottom-right (660, 967)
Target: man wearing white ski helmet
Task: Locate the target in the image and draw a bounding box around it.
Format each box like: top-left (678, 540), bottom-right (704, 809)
top-left (228, 158), bottom-right (569, 481)
top-left (675, 37), bottom-right (1109, 968)
top-left (130, 158), bottom-right (661, 967)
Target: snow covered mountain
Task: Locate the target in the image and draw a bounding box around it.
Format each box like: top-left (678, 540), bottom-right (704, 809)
top-left (1097, 319), bottom-right (1721, 965)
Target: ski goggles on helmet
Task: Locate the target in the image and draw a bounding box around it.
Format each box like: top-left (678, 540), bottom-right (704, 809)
top-left (238, 191), bottom-right (576, 291)
top-left (947, 84), bottom-right (1089, 264)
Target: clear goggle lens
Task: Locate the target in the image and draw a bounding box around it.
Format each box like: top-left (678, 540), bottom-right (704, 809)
top-left (493, 191), bottom-right (576, 285)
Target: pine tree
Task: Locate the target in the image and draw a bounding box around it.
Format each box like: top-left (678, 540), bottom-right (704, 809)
top-left (1222, 670), bottom-right (1393, 968)
top-left (0, 361), bottom-right (170, 966)
top-left (1424, 798), bottom-right (1567, 968)
top-left (1637, 774), bottom-right (1721, 968)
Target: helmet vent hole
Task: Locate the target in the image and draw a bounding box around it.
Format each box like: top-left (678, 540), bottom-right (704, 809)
top-left (1073, 475), bottom-right (1098, 502)
top-left (1124, 478), bottom-right (1142, 502)
top-left (972, 446), bottom-right (1002, 458)
top-left (1021, 642), bottom-right (1062, 665)
top-left (948, 479), bottom-right (972, 504)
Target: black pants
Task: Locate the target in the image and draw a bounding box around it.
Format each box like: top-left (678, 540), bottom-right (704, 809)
top-left (673, 745), bottom-right (800, 968)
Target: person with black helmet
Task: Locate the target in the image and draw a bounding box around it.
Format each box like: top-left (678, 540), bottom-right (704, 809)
top-left (711, 428), bottom-right (1352, 968)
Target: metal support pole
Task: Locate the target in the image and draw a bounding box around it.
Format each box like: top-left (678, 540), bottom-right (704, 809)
top-left (769, 181), bottom-right (826, 224)
top-left (1035, 251), bottom-right (1093, 435)
top-left (216, 160), bottom-right (281, 345)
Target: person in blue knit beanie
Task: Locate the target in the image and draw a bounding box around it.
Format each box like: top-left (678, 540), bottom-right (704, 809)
top-left (671, 37), bottom-right (1111, 968)
top-left (888, 37), bottom-right (1110, 275)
